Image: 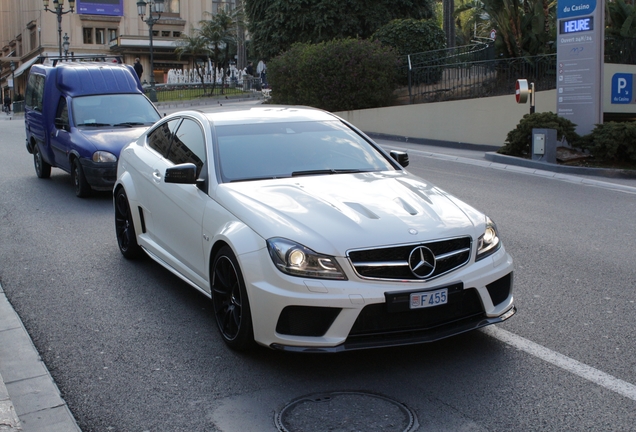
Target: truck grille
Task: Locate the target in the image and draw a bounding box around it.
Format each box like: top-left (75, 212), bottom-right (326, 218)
top-left (347, 236), bottom-right (471, 281)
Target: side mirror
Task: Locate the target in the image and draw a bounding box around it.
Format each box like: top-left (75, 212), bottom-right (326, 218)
top-left (165, 163), bottom-right (197, 184)
top-left (390, 150), bottom-right (409, 168)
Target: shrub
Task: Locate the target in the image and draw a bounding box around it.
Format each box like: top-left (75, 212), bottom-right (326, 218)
top-left (372, 19), bottom-right (446, 85)
top-left (500, 112), bottom-right (579, 157)
top-left (579, 122), bottom-right (636, 163)
top-left (268, 38), bottom-right (399, 112)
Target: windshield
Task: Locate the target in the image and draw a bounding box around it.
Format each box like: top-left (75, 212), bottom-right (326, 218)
top-left (215, 120), bottom-right (398, 182)
top-left (72, 94), bottom-right (160, 127)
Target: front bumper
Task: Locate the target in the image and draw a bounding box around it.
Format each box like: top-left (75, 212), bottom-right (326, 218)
top-left (80, 159), bottom-right (117, 191)
top-left (241, 245), bottom-right (515, 351)
top-left (271, 305), bottom-right (516, 353)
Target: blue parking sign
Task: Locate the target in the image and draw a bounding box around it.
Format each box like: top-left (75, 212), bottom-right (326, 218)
top-left (611, 73), bottom-right (634, 104)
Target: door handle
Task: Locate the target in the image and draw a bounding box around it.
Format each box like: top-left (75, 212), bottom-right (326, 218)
top-left (152, 170), bottom-right (162, 182)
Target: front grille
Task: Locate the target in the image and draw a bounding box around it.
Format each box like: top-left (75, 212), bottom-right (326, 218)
top-left (348, 236), bottom-right (471, 281)
top-left (348, 287), bottom-right (484, 339)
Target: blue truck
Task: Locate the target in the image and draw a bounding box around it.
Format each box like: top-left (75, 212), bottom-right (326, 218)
top-left (24, 56), bottom-right (161, 197)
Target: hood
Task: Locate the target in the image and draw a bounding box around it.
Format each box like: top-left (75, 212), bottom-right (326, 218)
top-left (217, 171), bottom-right (485, 256)
top-left (75, 127), bottom-right (150, 156)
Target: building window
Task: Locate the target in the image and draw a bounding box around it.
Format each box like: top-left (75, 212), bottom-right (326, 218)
top-left (173, 31), bottom-right (181, 38)
top-left (96, 28), bottom-right (105, 45)
top-left (83, 28), bottom-right (93, 44)
top-left (108, 29), bottom-right (118, 43)
top-left (161, 31), bottom-right (170, 37)
top-left (30, 29), bottom-right (37, 51)
top-left (165, 0), bottom-right (179, 13)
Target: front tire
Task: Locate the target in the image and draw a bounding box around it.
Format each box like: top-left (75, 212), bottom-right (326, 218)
top-left (33, 144), bottom-right (51, 179)
top-left (211, 246), bottom-right (254, 351)
top-left (114, 188), bottom-right (143, 259)
top-left (72, 158), bottom-right (91, 198)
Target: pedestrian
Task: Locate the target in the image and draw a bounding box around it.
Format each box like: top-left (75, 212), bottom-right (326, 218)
top-left (257, 60), bottom-right (267, 88)
top-left (246, 61), bottom-right (254, 76)
top-left (133, 58), bottom-right (143, 80)
top-left (3, 93), bottom-right (10, 113)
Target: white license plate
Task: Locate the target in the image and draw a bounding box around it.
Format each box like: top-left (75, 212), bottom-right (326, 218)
top-left (410, 288), bottom-right (448, 309)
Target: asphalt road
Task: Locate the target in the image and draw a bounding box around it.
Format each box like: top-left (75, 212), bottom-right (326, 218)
top-left (1, 109), bottom-right (635, 431)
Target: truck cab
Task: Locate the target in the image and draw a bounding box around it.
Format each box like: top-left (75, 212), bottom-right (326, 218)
top-left (24, 56), bottom-right (161, 197)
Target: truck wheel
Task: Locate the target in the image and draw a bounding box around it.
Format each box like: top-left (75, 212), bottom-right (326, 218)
top-left (33, 144), bottom-right (51, 179)
top-left (72, 158), bottom-right (92, 198)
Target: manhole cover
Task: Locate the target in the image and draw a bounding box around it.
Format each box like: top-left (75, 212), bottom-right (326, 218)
top-left (275, 391), bottom-right (417, 432)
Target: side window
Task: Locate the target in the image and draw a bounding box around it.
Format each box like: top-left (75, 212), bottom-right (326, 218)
top-left (147, 119), bottom-right (181, 158)
top-left (25, 74), bottom-right (45, 112)
top-left (55, 97), bottom-right (69, 128)
top-left (166, 118), bottom-right (206, 176)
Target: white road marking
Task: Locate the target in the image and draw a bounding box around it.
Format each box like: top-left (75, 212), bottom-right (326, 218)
top-left (482, 326), bottom-right (636, 402)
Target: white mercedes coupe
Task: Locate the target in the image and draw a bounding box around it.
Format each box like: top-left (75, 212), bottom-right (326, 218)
top-left (114, 106), bottom-right (515, 352)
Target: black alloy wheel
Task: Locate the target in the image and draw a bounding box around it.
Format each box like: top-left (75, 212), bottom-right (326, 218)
top-left (114, 188), bottom-right (143, 259)
top-left (211, 246), bottom-right (254, 351)
top-left (33, 144), bottom-right (51, 179)
top-left (72, 158), bottom-right (91, 198)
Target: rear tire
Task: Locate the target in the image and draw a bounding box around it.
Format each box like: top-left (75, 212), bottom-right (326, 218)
top-left (211, 246), bottom-right (255, 351)
top-left (114, 188), bottom-right (143, 259)
top-left (72, 158), bottom-right (91, 198)
top-left (33, 144), bottom-right (51, 179)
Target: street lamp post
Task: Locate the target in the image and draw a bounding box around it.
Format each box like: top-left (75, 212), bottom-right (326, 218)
top-left (63, 33), bottom-right (70, 59)
top-left (43, 0), bottom-right (75, 58)
top-left (10, 61), bottom-right (16, 101)
top-left (137, 0), bottom-right (164, 103)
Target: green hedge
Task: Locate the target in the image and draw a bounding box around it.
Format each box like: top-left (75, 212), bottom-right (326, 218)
top-left (499, 112), bottom-right (579, 157)
top-left (501, 114), bottom-right (636, 165)
top-left (578, 122), bottom-right (636, 163)
top-left (372, 19), bottom-right (446, 85)
top-left (267, 38), bottom-right (400, 112)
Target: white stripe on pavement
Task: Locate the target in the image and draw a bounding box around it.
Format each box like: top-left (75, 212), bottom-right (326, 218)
top-left (482, 326), bottom-right (636, 402)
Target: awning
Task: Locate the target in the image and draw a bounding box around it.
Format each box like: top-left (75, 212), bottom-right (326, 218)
top-left (13, 57), bottom-right (39, 78)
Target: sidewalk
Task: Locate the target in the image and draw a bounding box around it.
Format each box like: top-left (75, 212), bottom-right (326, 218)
top-left (0, 283), bottom-right (81, 432)
top-left (1, 98), bottom-right (635, 432)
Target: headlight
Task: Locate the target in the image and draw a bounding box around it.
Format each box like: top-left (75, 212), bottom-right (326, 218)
top-left (476, 216), bottom-right (501, 261)
top-left (92, 151), bottom-right (117, 163)
top-left (267, 238), bottom-right (347, 280)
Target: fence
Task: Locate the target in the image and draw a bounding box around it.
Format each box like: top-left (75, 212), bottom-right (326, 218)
top-left (403, 53), bottom-right (557, 104)
top-left (143, 77), bottom-right (265, 103)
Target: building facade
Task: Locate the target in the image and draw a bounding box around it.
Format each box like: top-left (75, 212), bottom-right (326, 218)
top-left (1, 0), bottom-right (240, 101)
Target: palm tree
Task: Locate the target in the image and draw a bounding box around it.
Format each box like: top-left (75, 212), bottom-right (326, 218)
top-left (174, 28), bottom-right (212, 94)
top-left (200, 8), bottom-right (244, 93)
top-left (455, 0), bottom-right (556, 57)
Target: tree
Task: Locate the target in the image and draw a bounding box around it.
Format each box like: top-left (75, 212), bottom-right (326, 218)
top-left (455, 0), bottom-right (556, 57)
top-left (199, 8), bottom-right (244, 93)
top-left (174, 7), bottom-right (245, 95)
top-left (174, 28), bottom-right (212, 93)
top-left (244, 0), bottom-right (436, 59)
top-left (605, 0), bottom-right (636, 64)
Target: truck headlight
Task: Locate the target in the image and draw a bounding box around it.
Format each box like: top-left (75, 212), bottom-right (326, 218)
top-left (476, 217), bottom-right (501, 261)
top-left (93, 151), bottom-right (117, 163)
top-left (267, 238), bottom-right (347, 280)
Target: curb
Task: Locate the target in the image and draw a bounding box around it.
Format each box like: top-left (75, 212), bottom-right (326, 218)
top-left (484, 151), bottom-right (636, 180)
top-left (0, 283), bottom-right (81, 432)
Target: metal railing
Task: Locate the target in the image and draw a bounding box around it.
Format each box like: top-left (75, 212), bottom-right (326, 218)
top-left (142, 77), bottom-right (266, 103)
top-left (402, 54), bottom-right (557, 104)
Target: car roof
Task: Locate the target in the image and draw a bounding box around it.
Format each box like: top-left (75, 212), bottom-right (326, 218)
top-left (202, 106), bottom-right (338, 126)
top-left (32, 61), bottom-right (142, 97)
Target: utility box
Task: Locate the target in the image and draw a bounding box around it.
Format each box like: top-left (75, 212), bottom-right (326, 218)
top-left (532, 128), bottom-right (557, 164)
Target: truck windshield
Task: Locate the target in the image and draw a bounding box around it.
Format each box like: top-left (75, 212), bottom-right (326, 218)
top-left (72, 94), bottom-right (160, 127)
